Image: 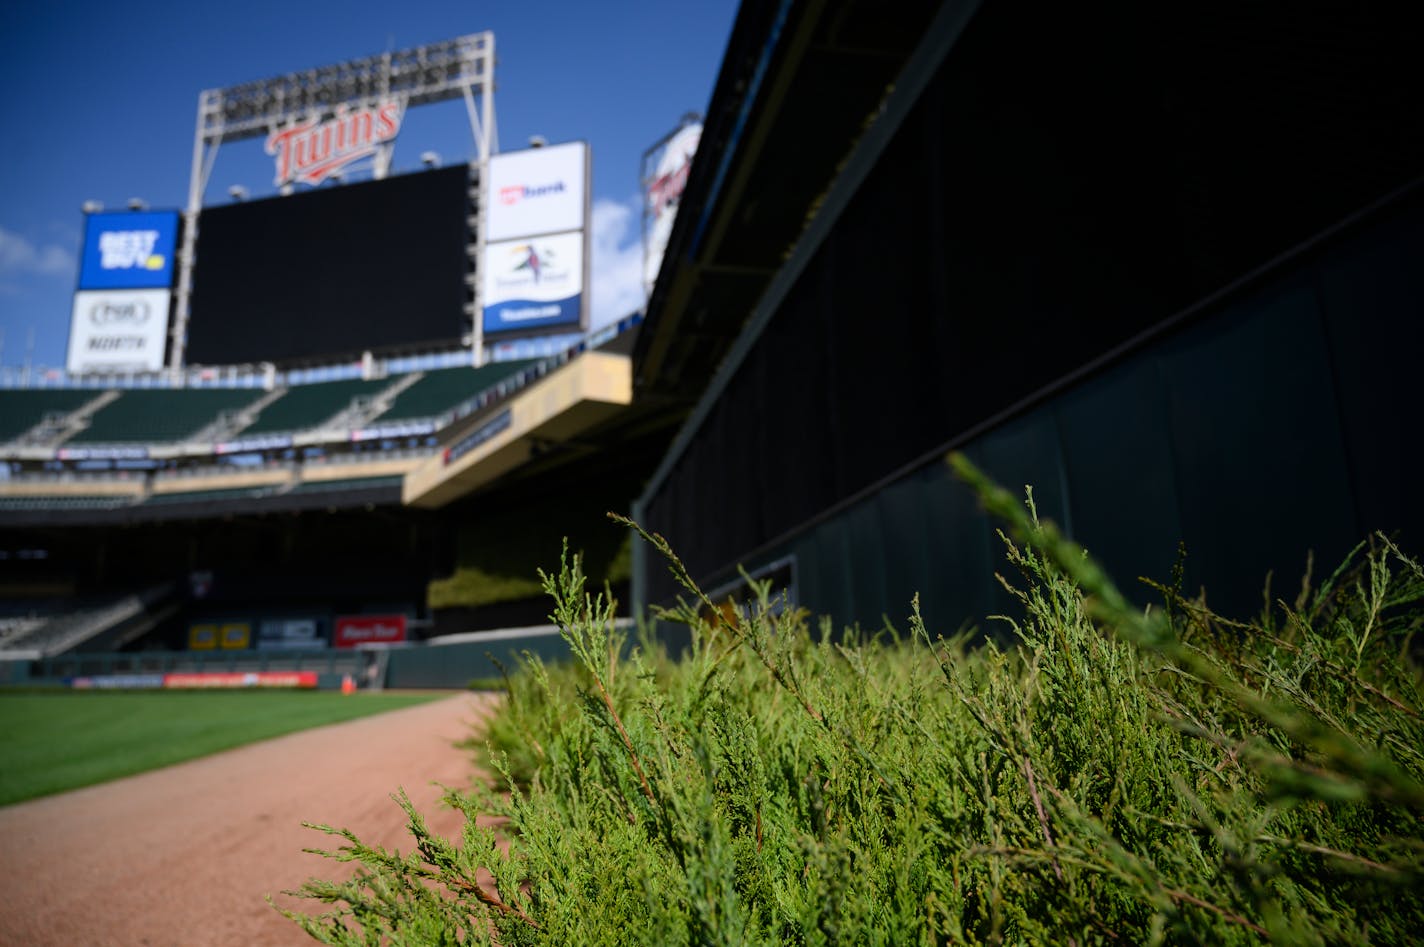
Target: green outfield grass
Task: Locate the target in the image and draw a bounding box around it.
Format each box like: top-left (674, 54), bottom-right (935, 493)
top-left (0, 690), bottom-right (444, 806)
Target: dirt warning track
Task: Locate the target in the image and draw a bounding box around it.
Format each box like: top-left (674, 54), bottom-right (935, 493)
top-left (0, 692), bottom-right (497, 947)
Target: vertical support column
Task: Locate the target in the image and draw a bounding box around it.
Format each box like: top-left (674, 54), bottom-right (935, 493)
top-left (470, 161), bottom-right (486, 367)
top-left (481, 32), bottom-right (496, 160)
top-left (465, 34), bottom-right (495, 368)
top-left (171, 91), bottom-right (214, 380)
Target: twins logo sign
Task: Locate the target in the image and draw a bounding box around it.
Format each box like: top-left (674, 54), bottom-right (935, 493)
top-left (265, 102), bottom-right (404, 187)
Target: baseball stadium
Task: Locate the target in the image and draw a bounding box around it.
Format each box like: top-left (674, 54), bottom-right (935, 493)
top-left (2, 0), bottom-right (1420, 688)
top-left (2, 0), bottom-right (1423, 941)
top-left (0, 33), bottom-right (666, 689)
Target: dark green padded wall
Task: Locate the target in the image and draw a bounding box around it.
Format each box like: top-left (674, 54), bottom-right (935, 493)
top-left (691, 203), bottom-right (1423, 636)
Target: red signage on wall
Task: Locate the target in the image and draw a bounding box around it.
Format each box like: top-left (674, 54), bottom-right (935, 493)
top-left (162, 671), bottom-right (317, 689)
top-left (333, 614), bottom-right (408, 648)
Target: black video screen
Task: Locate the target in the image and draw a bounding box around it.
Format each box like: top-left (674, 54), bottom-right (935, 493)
top-left (188, 165), bottom-right (469, 365)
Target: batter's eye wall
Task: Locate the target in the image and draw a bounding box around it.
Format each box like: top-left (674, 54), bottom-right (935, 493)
top-left (187, 165), bottom-right (470, 366)
top-left (640, 0), bottom-right (1424, 624)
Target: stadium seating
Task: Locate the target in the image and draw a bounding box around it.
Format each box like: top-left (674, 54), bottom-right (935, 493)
top-left (70, 389), bottom-right (265, 444)
top-left (366, 360), bottom-right (537, 423)
top-left (0, 495), bottom-right (134, 512)
top-left (0, 390), bottom-right (104, 443)
top-left (0, 589), bottom-right (164, 657)
top-left (0, 616), bottom-right (45, 650)
top-left (236, 378), bottom-right (395, 435)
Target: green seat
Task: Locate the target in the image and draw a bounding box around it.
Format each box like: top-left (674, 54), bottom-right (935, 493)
top-left (70, 389), bottom-right (265, 444)
top-left (0, 390), bottom-right (102, 442)
top-left (240, 378), bottom-right (394, 435)
top-left (366, 361), bottom-right (538, 424)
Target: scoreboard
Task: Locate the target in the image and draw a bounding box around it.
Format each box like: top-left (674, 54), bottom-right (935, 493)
top-left (187, 165), bottom-right (471, 366)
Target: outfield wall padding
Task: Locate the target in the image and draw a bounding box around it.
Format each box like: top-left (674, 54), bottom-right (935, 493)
top-left (658, 198), bottom-right (1423, 635)
top-left (382, 634), bottom-right (574, 689)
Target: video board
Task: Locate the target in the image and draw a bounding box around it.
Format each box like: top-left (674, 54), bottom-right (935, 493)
top-left (187, 165), bottom-right (470, 366)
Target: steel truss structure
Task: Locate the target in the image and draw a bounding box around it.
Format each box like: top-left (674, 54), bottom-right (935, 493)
top-left (173, 33), bottom-right (497, 371)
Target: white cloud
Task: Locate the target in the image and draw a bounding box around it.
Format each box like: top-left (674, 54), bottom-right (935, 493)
top-left (0, 227), bottom-right (74, 278)
top-left (589, 196), bottom-right (646, 329)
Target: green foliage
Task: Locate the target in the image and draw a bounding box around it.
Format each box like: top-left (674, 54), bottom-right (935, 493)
top-left (427, 486), bottom-right (633, 610)
top-left (0, 691), bottom-right (440, 806)
top-left (286, 466), bottom-right (1424, 944)
top-left (428, 566), bottom-right (544, 611)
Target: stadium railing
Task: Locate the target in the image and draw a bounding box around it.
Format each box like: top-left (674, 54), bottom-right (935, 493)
top-left (0, 313), bottom-right (639, 394)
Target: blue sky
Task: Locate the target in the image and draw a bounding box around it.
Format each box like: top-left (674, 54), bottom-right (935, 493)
top-left (0, 0), bottom-right (739, 370)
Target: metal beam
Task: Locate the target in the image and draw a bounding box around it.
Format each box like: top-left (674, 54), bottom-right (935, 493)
top-left (202, 34), bottom-right (494, 146)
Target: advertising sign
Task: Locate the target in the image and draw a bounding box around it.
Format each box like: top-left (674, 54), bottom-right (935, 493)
top-left (70, 674), bottom-right (167, 689)
top-left (215, 435), bottom-right (293, 455)
top-left (333, 614), bottom-right (408, 648)
top-left (220, 623), bottom-right (252, 650)
top-left (445, 408), bottom-right (511, 465)
top-left (56, 445), bottom-right (149, 461)
top-left (188, 624), bottom-right (218, 650)
top-left (349, 420), bottom-right (437, 442)
top-left (266, 101), bottom-right (404, 187)
top-left (643, 123), bottom-right (700, 296)
top-left (162, 671), bottom-right (318, 689)
top-left (486, 142), bottom-right (588, 242)
top-left (256, 617), bottom-right (324, 651)
top-left (78, 211), bottom-right (180, 290)
top-left (482, 232), bottom-right (584, 334)
top-left (66, 289), bottom-right (171, 373)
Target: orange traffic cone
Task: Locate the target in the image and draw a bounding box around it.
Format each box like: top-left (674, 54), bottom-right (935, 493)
top-left (341, 674), bottom-right (356, 695)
